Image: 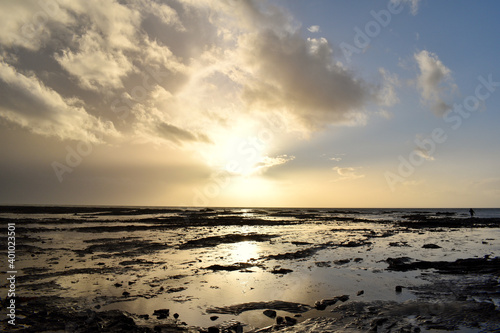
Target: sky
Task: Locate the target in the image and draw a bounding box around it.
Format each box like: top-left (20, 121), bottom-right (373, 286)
top-left (0, 0), bottom-right (499, 208)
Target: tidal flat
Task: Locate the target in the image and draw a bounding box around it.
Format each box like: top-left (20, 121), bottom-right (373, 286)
top-left (1, 207), bottom-right (499, 332)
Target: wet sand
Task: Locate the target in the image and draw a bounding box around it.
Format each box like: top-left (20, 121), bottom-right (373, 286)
top-left (0, 207), bottom-right (499, 332)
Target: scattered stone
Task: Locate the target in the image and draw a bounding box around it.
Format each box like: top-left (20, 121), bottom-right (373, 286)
top-left (341, 240), bottom-right (372, 247)
top-left (334, 259), bottom-right (351, 265)
top-left (389, 242), bottom-right (410, 247)
top-left (179, 233), bottom-right (277, 249)
top-left (422, 244), bottom-right (442, 249)
top-left (315, 261), bottom-right (331, 267)
top-left (270, 267), bottom-right (293, 274)
top-left (153, 309), bottom-right (169, 319)
top-left (114, 283), bottom-right (122, 287)
top-left (167, 287), bottom-right (186, 293)
top-left (210, 316), bottom-right (219, 321)
top-left (337, 295), bottom-right (349, 302)
top-left (207, 300), bottom-right (311, 315)
top-left (387, 256), bottom-right (500, 274)
top-left (263, 309), bottom-right (277, 318)
top-left (285, 316), bottom-right (297, 325)
top-left (204, 262), bottom-right (261, 272)
top-left (138, 314), bottom-right (149, 320)
top-left (354, 258), bottom-right (363, 262)
top-left (314, 295), bottom-right (349, 310)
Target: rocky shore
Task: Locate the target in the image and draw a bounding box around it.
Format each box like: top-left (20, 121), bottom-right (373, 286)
top-left (1, 208), bottom-right (499, 332)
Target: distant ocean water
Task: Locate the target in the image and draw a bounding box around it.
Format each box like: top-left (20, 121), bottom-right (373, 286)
top-left (1, 206), bottom-right (499, 221)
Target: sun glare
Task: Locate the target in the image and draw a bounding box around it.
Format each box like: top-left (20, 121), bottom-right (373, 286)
top-left (231, 241), bottom-right (260, 262)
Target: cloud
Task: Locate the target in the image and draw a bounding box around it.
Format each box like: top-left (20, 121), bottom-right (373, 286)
top-left (377, 68), bottom-right (400, 107)
top-left (415, 147), bottom-right (435, 161)
top-left (0, 0), bottom-right (390, 152)
top-left (332, 166), bottom-right (365, 181)
top-left (240, 29), bottom-right (371, 130)
top-left (156, 122), bottom-right (211, 145)
top-left (0, 60), bottom-right (118, 142)
top-left (414, 50), bottom-right (457, 116)
top-left (307, 25), bottom-right (320, 33)
top-left (55, 30), bottom-right (135, 91)
top-left (255, 155), bottom-right (295, 173)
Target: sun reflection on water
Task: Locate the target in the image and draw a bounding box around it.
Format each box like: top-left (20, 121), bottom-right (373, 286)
top-left (231, 241), bottom-right (260, 262)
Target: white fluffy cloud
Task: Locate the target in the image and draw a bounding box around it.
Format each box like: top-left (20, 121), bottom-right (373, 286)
top-left (0, 60), bottom-right (118, 142)
top-left (415, 50), bottom-right (456, 116)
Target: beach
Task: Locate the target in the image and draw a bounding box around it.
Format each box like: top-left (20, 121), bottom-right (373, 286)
top-left (1, 207), bottom-right (499, 332)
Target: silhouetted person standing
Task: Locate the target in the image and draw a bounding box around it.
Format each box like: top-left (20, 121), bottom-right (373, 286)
top-left (469, 208), bottom-right (475, 218)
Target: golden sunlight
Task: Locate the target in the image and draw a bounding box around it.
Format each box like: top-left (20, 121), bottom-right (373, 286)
top-left (231, 241), bottom-right (261, 262)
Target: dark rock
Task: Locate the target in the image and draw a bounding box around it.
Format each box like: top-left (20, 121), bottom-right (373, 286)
top-left (263, 309), bottom-right (277, 318)
top-left (422, 244), bottom-right (442, 249)
top-left (206, 300), bottom-right (311, 315)
top-left (94, 304), bottom-right (101, 309)
top-left (122, 291), bottom-right (130, 297)
top-left (153, 309), bottom-right (169, 319)
top-left (337, 295), bottom-right (349, 302)
top-left (395, 286), bottom-right (403, 293)
top-left (167, 287), bottom-right (186, 293)
top-left (314, 295), bottom-right (349, 310)
top-left (210, 316), bottom-right (219, 321)
top-left (204, 262), bottom-right (261, 272)
top-left (387, 256), bottom-right (500, 274)
top-left (334, 259), bottom-right (351, 265)
top-left (173, 313), bottom-right (179, 319)
top-left (371, 317), bottom-right (388, 327)
top-left (270, 268), bottom-right (293, 274)
top-left (285, 316), bottom-right (297, 325)
top-left (276, 316), bottom-right (284, 325)
top-left (138, 314), bottom-right (149, 320)
top-left (357, 290), bottom-right (364, 296)
top-left (114, 283), bottom-right (122, 287)
top-left (208, 327), bottom-right (219, 333)
top-left (315, 261), bottom-right (331, 267)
